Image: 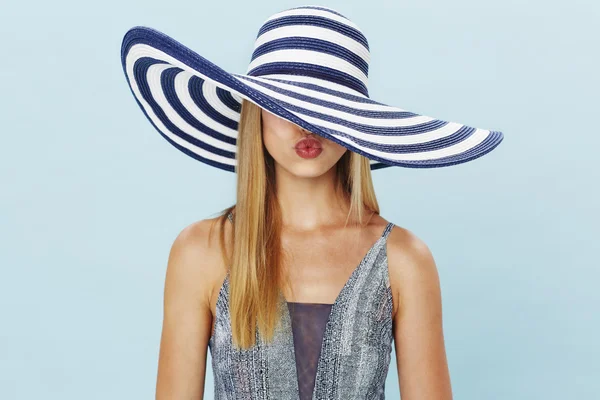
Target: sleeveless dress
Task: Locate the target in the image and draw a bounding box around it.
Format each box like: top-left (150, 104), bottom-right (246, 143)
top-left (208, 212), bottom-right (395, 399)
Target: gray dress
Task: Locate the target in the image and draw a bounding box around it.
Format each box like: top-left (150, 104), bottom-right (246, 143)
top-left (208, 212), bottom-right (395, 399)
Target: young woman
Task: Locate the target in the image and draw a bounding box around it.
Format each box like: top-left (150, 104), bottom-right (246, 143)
top-left (120, 5), bottom-right (503, 399)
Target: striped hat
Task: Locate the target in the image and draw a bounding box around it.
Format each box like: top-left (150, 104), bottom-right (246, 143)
top-left (120, 5), bottom-right (504, 173)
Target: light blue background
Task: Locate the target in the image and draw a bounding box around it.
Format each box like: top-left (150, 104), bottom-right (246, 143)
top-left (1, 0), bottom-right (598, 399)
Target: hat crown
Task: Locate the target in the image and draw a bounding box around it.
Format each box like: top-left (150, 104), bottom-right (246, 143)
top-left (246, 6), bottom-right (371, 97)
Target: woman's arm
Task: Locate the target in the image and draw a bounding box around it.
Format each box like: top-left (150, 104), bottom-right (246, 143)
top-left (387, 226), bottom-right (453, 400)
top-left (155, 219), bottom-right (223, 400)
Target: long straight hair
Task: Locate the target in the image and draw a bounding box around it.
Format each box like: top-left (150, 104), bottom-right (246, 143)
top-left (216, 99), bottom-right (380, 349)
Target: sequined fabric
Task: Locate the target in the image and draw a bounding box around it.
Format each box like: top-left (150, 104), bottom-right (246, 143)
top-left (208, 211), bottom-right (395, 399)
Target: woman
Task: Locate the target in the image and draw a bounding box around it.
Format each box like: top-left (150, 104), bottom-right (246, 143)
top-left (120, 5), bottom-right (503, 399)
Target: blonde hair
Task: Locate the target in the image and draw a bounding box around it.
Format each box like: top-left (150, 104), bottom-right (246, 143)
top-left (216, 99), bottom-right (380, 349)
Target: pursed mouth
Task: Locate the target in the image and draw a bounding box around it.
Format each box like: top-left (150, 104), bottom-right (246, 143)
top-left (295, 138), bottom-right (322, 149)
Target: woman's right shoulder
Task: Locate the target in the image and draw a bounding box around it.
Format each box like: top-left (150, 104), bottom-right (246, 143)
top-left (165, 214), bottom-right (232, 304)
top-left (171, 214), bottom-right (232, 257)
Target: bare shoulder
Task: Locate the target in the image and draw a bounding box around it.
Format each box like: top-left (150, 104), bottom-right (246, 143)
top-left (383, 220), bottom-right (440, 319)
top-left (165, 215), bottom-right (231, 307)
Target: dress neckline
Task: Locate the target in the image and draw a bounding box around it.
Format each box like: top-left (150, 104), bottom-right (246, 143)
top-left (210, 220), bottom-right (394, 339)
top-left (283, 220), bottom-right (394, 399)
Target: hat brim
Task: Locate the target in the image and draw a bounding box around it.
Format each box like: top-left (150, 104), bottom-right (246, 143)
top-left (121, 26), bottom-right (504, 173)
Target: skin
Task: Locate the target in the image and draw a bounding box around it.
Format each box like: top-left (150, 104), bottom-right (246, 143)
top-left (155, 109), bottom-right (453, 399)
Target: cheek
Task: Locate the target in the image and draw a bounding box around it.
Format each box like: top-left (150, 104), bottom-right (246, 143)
top-left (329, 141), bottom-right (348, 159)
top-left (262, 123), bottom-right (295, 157)
top-left (262, 112), bottom-right (294, 151)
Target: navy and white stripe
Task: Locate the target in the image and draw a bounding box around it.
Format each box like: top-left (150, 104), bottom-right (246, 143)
top-left (120, 5), bottom-right (503, 173)
top-left (248, 6), bottom-right (370, 97)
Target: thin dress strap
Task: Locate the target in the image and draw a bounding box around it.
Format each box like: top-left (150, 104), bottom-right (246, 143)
top-left (382, 221), bottom-right (394, 239)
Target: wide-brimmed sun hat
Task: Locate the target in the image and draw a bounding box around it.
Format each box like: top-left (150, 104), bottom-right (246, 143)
top-left (120, 5), bottom-right (504, 173)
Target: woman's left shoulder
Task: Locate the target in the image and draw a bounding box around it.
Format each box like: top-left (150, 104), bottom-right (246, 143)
top-left (379, 216), bottom-right (440, 315)
top-left (382, 218), bottom-right (434, 264)
top-left (368, 213), bottom-right (437, 270)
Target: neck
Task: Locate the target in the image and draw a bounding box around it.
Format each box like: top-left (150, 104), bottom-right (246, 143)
top-left (275, 165), bottom-right (349, 230)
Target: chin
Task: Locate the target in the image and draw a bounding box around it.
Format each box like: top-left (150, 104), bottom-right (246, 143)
top-left (285, 161), bottom-right (336, 178)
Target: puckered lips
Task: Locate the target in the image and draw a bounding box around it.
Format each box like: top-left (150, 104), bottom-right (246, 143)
top-left (294, 137), bottom-right (323, 159)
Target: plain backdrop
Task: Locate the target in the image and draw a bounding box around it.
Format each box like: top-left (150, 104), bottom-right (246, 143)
top-left (1, 0), bottom-right (598, 399)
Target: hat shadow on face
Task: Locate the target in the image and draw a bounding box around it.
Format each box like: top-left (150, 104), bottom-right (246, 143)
top-left (258, 105), bottom-right (348, 178)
